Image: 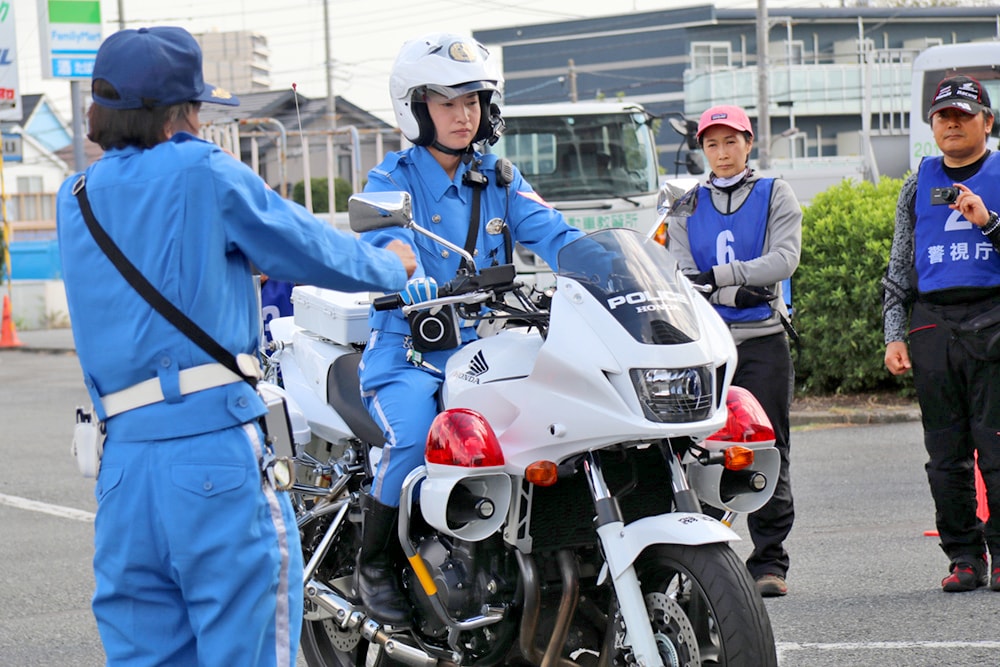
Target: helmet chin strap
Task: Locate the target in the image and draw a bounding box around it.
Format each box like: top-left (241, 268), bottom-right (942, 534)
top-left (431, 140), bottom-right (474, 161)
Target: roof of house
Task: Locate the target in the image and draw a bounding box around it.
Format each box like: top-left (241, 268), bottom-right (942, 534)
top-left (54, 137), bottom-right (104, 171)
top-left (19, 95), bottom-right (43, 123)
top-left (198, 89), bottom-right (393, 132)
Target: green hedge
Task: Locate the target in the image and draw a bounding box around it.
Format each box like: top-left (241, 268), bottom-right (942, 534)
top-left (292, 177), bottom-right (353, 213)
top-left (793, 177), bottom-right (912, 395)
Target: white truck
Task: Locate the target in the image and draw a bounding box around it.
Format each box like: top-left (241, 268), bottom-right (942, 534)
top-left (487, 101), bottom-right (662, 273)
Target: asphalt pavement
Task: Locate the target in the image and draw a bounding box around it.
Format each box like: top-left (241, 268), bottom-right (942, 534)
top-left (8, 340), bottom-right (1000, 667)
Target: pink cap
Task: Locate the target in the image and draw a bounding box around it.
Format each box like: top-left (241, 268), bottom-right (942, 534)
top-left (696, 105), bottom-right (754, 139)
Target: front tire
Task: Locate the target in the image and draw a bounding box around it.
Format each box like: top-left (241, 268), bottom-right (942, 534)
top-left (630, 542), bottom-right (777, 667)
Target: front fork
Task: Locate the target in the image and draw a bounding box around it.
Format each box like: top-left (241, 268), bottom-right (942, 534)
top-left (584, 451), bottom-right (664, 667)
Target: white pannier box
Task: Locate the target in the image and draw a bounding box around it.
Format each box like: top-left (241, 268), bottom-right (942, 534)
top-left (291, 286), bottom-right (372, 345)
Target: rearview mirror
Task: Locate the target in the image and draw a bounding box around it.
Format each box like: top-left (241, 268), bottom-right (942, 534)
top-left (348, 191), bottom-right (413, 233)
top-left (656, 178), bottom-right (700, 220)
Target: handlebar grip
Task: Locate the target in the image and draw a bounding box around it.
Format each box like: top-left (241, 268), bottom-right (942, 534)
top-left (373, 294), bottom-right (403, 311)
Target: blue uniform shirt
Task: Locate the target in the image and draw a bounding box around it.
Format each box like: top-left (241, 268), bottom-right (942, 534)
top-left (57, 133), bottom-right (408, 441)
top-left (361, 145), bottom-right (583, 336)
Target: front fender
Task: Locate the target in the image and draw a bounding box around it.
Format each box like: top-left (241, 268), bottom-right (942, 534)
top-left (597, 512), bottom-right (738, 584)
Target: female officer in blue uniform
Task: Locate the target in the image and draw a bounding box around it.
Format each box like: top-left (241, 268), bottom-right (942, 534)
top-left (355, 33), bottom-right (583, 625)
top-left (56, 27), bottom-right (415, 667)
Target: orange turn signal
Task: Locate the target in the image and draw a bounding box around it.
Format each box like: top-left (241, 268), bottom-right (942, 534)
top-left (723, 445), bottom-right (755, 471)
top-left (525, 460), bottom-right (558, 487)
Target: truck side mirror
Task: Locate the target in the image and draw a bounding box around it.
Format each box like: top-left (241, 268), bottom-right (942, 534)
top-left (685, 152), bottom-right (705, 175)
top-left (669, 116), bottom-right (700, 150)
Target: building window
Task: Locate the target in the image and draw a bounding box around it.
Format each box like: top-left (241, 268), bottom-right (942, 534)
top-left (11, 176), bottom-right (53, 221)
top-left (691, 42), bottom-right (732, 71)
top-left (770, 40), bottom-right (805, 66)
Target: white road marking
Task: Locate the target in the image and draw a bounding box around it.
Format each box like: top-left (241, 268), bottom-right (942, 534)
top-left (778, 640), bottom-right (1000, 659)
top-left (0, 493), bottom-right (95, 522)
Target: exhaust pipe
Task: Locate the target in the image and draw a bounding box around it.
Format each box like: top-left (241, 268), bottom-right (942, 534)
top-left (542, 550), bottom-right (581, 667)
top-left (304, 579), bottom-right (442, 667)
top-left (514, 551), bottom-right (579, 667)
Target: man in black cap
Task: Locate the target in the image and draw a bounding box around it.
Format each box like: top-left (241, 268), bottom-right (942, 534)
top-left (883, 74), bottom-right (1000, 593)
top-left (56, 26), bottom-right (414, 666)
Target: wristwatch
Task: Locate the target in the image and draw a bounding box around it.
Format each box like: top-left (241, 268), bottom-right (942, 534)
top-left (983, 210), bottom-right (1000, 235)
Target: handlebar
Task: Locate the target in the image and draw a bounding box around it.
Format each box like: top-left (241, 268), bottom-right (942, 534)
top-left (373, 294), bottom-right (404, 311)
top-left (373, 264), bottom-right (518, 313)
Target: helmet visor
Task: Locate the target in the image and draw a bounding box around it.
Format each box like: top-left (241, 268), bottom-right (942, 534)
top-left (424, 80), bottom-right (496, 100)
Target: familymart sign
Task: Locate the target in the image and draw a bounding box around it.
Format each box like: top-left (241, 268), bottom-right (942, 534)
top-left (37, 0), bottom-right (102, 79)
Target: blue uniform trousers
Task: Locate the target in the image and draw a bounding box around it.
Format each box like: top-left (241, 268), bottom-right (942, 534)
top-left (359, 331), bottom-right (460, 506)
top-left (92, 423), bottom-right (302, 667)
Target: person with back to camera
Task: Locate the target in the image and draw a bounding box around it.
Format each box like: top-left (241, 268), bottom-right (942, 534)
top-left (355, 32), bottom-right (584, 626)
top-left (666, 104), bottom-right (801, 597)
top-left (56, 26), bottom-right (415, 666)
top-left (883, 74), bottom-right (1000, 593)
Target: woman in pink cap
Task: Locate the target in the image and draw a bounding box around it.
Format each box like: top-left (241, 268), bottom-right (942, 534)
top-left (666, 104), bottom-right (802, 597)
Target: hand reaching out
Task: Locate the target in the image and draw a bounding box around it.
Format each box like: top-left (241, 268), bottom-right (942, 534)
top-left (386, 240), bottom-right (417, 277)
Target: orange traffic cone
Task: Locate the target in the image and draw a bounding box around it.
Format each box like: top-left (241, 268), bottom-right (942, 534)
top-left (924, 451), bottom-right (989, 537)
top-left (974, 451), bottom-right (990, 523)
top-left (0, 294), bottom-right (22, 348)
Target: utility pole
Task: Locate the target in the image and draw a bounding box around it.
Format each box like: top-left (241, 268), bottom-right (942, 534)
top-left (323, 0), bottom-right (338, 213)
top-left (568, 59), bottom-right (578, 103)
top-left (756, 0), bottom-right (771, 169)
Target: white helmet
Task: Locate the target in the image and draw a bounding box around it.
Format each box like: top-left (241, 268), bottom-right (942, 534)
top-left (389, 33), bottom-right (504, 146)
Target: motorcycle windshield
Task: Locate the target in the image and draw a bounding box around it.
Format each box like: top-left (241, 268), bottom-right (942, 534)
top-left (557, 229), bottom-right (700, 344)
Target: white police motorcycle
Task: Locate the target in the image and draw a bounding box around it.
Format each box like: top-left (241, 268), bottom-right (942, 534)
top-left (262, 190), bottom-right (780, 666)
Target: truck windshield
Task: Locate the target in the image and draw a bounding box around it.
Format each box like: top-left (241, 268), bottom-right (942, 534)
top-left (488, 111), bottom-right (659, 200)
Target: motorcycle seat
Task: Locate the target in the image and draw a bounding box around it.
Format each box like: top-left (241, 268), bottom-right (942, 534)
top-left (326, 352), bottom-right (387, 446)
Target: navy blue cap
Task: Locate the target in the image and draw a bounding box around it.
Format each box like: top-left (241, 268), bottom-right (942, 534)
top-left (92, 27), bottom-right (239, 109)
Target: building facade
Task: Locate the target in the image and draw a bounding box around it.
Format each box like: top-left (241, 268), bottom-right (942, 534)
top-left (475, 5), bottom-right (1000, 182)
top-left (194, 30), bottom-right (272, 94)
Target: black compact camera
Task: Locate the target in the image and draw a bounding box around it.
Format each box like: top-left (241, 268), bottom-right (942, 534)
top-left (930, 186), bottom-right (960, 206)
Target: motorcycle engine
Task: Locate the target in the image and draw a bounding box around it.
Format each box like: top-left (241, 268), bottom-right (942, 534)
top-left (407, 533), bottom-right (507, 638)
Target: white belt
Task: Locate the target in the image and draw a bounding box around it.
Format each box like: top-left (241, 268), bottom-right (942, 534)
top-left (101, 363), bottom-right (245, 418)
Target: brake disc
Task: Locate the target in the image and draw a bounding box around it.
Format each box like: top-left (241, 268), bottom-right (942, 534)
top-left (321, 618), bottom-right (362, 652)
top-left (644, 591), bottom-right (700, 667)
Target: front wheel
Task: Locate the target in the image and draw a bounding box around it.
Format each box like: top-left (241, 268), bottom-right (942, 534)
top-left (626, 542), bottom-right (777, 667)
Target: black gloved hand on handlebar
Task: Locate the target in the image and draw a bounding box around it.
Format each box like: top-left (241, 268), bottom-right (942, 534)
top-left (686, 269), bottom-right (717, 299)
top-left (692, 269), bottom-right (716, 290)
top-left (734, 285), bottom-right (777, 309)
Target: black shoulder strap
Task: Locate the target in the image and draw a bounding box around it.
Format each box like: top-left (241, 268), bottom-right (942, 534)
top-left (72, 176), bottom-right (256, 387)
top-left (461, 162), bottom-right (488, 272)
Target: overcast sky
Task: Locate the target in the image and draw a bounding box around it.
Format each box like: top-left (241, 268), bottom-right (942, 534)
top-left (12, 0), bottom-right (884, 125)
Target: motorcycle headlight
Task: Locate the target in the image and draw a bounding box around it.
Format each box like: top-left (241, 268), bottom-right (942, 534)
top-left (631, 366), bottom-right (713, 423)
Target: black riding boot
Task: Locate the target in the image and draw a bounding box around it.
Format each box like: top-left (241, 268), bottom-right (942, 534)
top-left (356, 492), bottom-right (411, 627)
